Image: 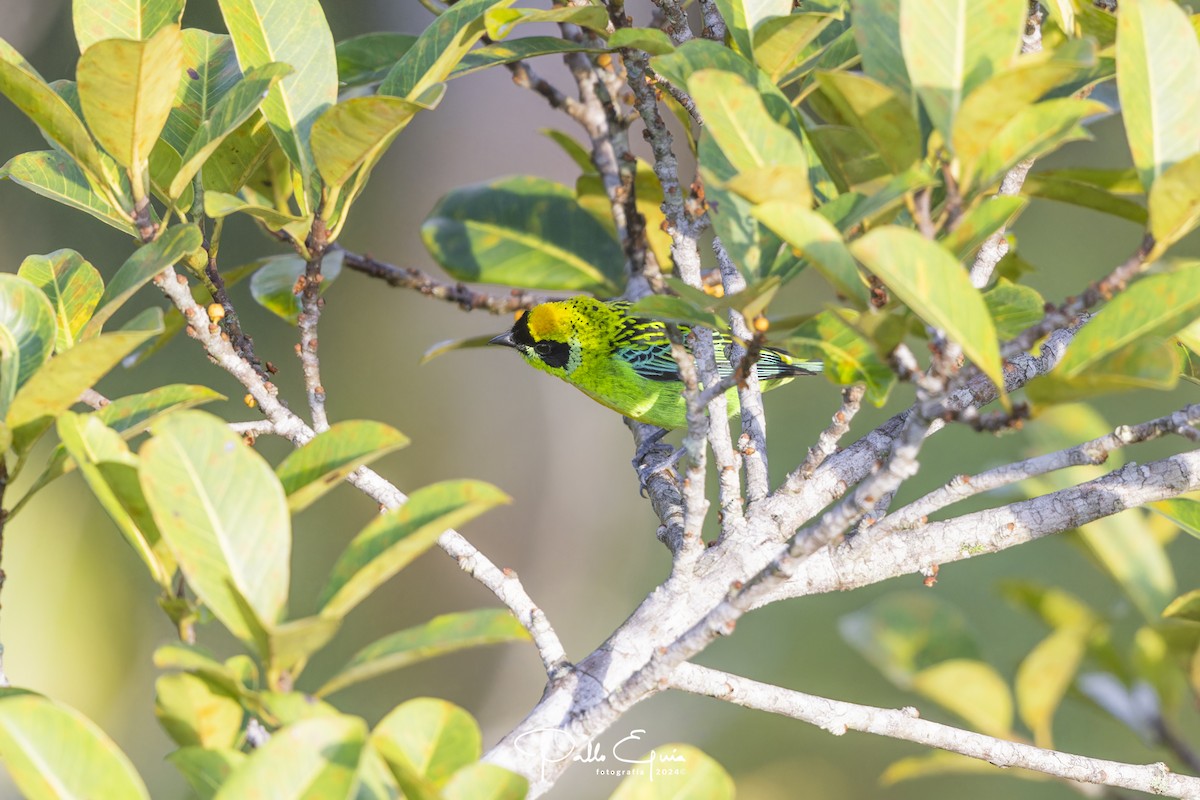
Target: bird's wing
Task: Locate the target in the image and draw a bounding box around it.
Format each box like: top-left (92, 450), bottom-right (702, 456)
top-left (612, 314), bottom-right (682, 382)
top-left (611, 310), bottom-right (821, 383)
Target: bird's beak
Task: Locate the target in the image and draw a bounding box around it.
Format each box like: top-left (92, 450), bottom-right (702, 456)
top-left (488, 330), bottom-right (517, 348)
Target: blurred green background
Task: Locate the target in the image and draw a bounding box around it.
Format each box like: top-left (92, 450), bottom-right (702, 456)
top-left (1, 1), bottom-right (1199, 798)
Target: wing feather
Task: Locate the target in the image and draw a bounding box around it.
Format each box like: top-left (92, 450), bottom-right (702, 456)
top-left (610, 307), bottom-right (821, 383)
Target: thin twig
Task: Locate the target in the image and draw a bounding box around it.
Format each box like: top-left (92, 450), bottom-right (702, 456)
top-left (339, 249), bottom-right (551, 313)
top-left (877, 402), bottom-right (1200, 534)
top-left (79, 389), bottom-right (110, 411)
top-left (297, 220), bottom-right (330, 433)
top-left (969, 1), bottom-right (1043, 288)
top-left (670, 663), bottom-right (1200, 799)
top-left (796, 385), bottom-right (866, 481)
top-left (713, 237), bottom-right (770, 505)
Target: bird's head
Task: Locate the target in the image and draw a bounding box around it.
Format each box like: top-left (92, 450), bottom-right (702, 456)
top-left (489, 302), bottom-right (582, 376)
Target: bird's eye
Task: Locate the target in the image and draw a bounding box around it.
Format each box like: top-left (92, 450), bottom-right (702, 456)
top-left (530, 339), bottom-right (571, 369)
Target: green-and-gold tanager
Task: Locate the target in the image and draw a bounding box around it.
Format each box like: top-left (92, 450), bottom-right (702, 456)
top-left (489, 297), bottom-right (822, 429)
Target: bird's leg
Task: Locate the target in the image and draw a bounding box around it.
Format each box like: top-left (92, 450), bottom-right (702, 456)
top-left (632, 427), bottom-right (684, 495)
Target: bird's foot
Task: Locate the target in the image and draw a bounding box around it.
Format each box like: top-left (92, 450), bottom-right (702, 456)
top-left (632, 428), bottom-right (681, 496)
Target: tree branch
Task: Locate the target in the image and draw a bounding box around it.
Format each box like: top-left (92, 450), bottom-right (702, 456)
top-left (338, 249), bottom-right (550, 313)
top-left (670, 663), bottom-right (1200, 799)
top-left (153, 265), bottom-right (570, 677)
top-left (877, 402), bottom-right (1200, 534)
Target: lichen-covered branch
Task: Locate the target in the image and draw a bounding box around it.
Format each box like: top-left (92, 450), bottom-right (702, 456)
top-left (670, 663), bottom-right (1200, 799)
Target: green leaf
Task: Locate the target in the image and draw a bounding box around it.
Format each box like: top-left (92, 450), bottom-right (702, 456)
top-left (1058, 263), bottom-right (1200, 377)
top-left (57, 412), bottom-right (175, 588)
top-left (912, 659), bottom-right (1013, 738)
top-left (1162, 588), bottom-right (1200, 623)
top-left (73, 0), bottom-right (185, 51)
top-left (829, 165), bottom-right (937, 231)
top-left (140, 410), bottom-right (290, 648)
top-left (626, 295), bottom-right (728, 332)
top-left (0, 151), bottom-right (136, 234)
top-left (577, 160), bottom-right (673, 273)
top-left (839, 592), bottom-right (981, 688)
top-left (380, 0), bottom-right (512, 102)
top-left (608, 27), bottom-right (676, 56)
top-left (1021, 171), bottom-right (1148, 226)
top-left (0, 273), bottom-right (56, 388)
top-left (318, 610), bottom-right (532, 697)
top-left (258, 691), bottom-right (339, 727)
top-left (1033, 166), bottom-right (1144, 195)
top-left (336, 32), bottom-right (417, 88)
top-left (485, 6), bottom-right (609, 40)
top-left (319, 480), bottom-right (509, 618)
top-left (99, 384), bottom-right (228, 437)
top-left (80, 225), bottom-right (201, 341)
top-left (1116, 0), bottom-right (1200, 191)
top-left (1015, 627), bottom-right (1087, 747)
top-left (939, 196), bottom-right (1027, 262)
top-left (422, 176), bottom-right (624, 293)
top-left (753, 201), bottom-right (869, 304)
top-left (161, 30), bottom-right (243, 156)
top-left (311, 95), bottom-right (422, 190)
top-left (372, 698), bottom-right (480, 793)
top-left (168, 748), bottom-right (245, 800)
top-left (951, 39), bottom-right (1098, 189)
top-left (711, 0), bottom-right (792, 58)
top-left (1075, 512), bottom-right (1176, 621)
top-left (688, 70), bottom-right (808, 198)
top-left (203, 191), bottom-right (312, 242)
top-left (248, 251), bottom-right (343, 325)
top-left (1028, 337), bottom-right (1180, 402)
top-left (1148, 152), bottom-right (1200, 253)
top-left (1150, 498), bottom-right (1200, 543)
top-left (169, 63), bottom-right (292, 201)
top-left (12, 384), bottom-right (225, 519)
top-left (1000, 581), bottom-right (1103, 633)
top-left (0, 326), bottom-right (19, 423)
top-left (0, 689), bottom-right (150, 800)
top-left (811, 70), bottom-right (920, 173)
top-left (852, 0), bottom-right (911, 108)
top-left (77, 25), bottom-right (183, 193)
top-left (276, 420), bottom-right (410, 513)
top-left (0, 38), bottom-right (114, 202)
top-left (882, 750), bottom-right (1048, 786)
top-left (200, 113), bottom-right (276, 195)
top-left (609, 743), bottom-right (735, 800)
top-left (973, 98), bottom-right (1105, 190)
top-left (214, 716), bottom-right (366, 800)
top-left (453, 37), bottom-right (600, 79)
top-left (267, 615), bottom-right (342, 674)
top-left (420, 332), bottom-right (504, 365)
top-left (753, 12), bottom-right (837, 83)
top-left (217, 0), bottom-right (337, 209)
top-left (899, 0), bottom-right (1026, 141)
top-left (155, 671), bottom-right (243, 749)
top-left (6, 318), bottom-right (161, 455)
top-left (850, 226), bottom-right (1004, 395)
top-left (983, 279), bottom-right (1043, 340)
top-left (154, 644), bottom-right (249, 697)
top-left (442, 763), bottom-right (528, 800)
top-left (805, 124), bottom-right (890, 191)
top-left (784, 310), bottom-right (895, 406)
top-left (17, 250), bottom-right (102, 353)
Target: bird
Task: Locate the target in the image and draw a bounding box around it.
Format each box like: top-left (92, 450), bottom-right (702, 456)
top-left (488, 296), bottom-right (822, 430)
